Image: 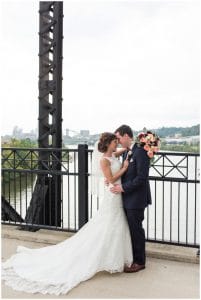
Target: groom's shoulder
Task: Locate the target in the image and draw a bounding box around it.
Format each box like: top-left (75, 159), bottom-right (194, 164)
top-left (134, 144), bottom-right (144, 153)
top-left (134, 145), bottom-right (148, 157)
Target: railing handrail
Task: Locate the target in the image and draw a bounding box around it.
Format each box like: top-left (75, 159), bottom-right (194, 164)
top-left (1, 147), bottom-right (200, 157)
top-left (1, 147), bottom-right (78, 152)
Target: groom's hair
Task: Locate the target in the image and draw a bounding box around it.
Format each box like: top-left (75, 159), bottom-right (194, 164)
top-left (114, 125), bottom-right (133, 138)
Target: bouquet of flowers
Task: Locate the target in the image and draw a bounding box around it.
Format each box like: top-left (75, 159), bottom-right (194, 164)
top-left (136, 130), bottom-right (160, 159)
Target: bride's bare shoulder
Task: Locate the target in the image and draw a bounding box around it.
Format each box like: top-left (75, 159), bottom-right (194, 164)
top-left (100, 157), bottom-right (111, 166)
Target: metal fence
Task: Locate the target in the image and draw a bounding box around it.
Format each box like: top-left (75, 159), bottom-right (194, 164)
top-left (1, 146), bottom-right (200, 248)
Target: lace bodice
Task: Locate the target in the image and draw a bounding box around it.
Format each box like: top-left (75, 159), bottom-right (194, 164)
top-left (99, 155), bottom-right (122, 211)
top-left (101, 155), bottom-right (122, 185)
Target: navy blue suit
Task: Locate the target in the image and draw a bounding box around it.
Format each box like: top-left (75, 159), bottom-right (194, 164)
top-left (121, 143), bottom-right (152, 265)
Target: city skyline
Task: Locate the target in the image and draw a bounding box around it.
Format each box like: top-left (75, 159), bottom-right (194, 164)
top-left (2, 123), bottom-right (199, 137)
top-left (1, 124), bottom-right (199, 151)
top-left (1, 0), bottom-right (200, 136)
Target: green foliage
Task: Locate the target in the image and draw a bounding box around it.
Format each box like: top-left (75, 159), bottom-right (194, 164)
top-left (2, 139), bottom-right (72, 182)
top-left (160, 141), bottom-right (200, 153)
top-left (2, 138), bottom-right (38, 148)
top-left (61, 144), bottom-right (71, 162)
top-left (2, 139), bottom-right (38, 182)
top-left (153, 124), bottom-right (200, 138)
top-left (2, 138), bottom-right (71, 149)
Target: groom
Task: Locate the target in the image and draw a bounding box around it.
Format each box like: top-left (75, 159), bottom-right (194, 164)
top-left (110, 124), bottom-right (151, 273)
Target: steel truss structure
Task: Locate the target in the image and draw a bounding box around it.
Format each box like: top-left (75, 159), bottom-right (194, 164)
top-left (25, 1), bottom-right (64, 229)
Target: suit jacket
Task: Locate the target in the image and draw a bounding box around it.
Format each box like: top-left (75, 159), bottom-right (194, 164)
top-left (122, 143), bottom-right (152, 209)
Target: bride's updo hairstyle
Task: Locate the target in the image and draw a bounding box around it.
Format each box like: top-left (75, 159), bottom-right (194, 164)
top-left (98, 132), bottom-right (117, 153)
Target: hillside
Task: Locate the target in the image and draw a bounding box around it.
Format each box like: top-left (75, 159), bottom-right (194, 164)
top-left (148, 124), bottom-right (199, 138)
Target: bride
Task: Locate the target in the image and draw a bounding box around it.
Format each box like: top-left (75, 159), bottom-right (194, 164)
top-left (2, 132), bottom-right (133, 295)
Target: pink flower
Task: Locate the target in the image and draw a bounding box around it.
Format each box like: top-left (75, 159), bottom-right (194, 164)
top-left (147, 150), bottom-right (154, 158)
top-left (140, 137), bottom-right (146, 143)
top-left (144, 144), bottom-right (150, 151)
top-left (137, 129), bottom-right (160, 160)
top-left (138, 132), bottom-right (145, 139)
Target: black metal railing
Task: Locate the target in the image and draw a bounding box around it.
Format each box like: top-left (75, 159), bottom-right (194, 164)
top-left (1, 146), bottom-right (200, 248)
top-left (1, 147), bottom-right (79, 231)
top-left (146, 152), bottom-right (199, 247)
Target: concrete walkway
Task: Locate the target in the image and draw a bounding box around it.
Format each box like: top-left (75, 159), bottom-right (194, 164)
top-left (1, 225), bottom-right (200, 299)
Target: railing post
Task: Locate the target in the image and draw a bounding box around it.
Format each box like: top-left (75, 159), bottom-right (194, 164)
top-left (78, 144), bottom-right (88, 229)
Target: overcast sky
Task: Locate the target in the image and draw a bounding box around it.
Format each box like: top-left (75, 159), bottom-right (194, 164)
top-left (1, 0), bottom-right (200, 135)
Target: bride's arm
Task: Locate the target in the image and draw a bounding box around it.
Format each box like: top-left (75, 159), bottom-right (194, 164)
top-left (100, 158), bottom-right (128, 184)
top-left (113, 147), bottom-right (127, 157)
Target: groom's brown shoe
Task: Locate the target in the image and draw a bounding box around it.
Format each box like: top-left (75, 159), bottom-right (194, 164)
top-left (124, 263), bottom-right (145, 273)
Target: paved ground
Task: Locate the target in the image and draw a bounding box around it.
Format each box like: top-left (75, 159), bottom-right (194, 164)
top-left (1, 225), bottom-right (200, 299)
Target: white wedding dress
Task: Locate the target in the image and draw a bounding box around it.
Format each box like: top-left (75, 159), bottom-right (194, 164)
top-left (2, 155), bottom-right (133, 295)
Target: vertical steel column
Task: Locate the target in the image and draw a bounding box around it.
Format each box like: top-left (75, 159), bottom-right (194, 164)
top-left (78, 144), bottom-right (89, 229)
top-left (38, 1), bottom-right (63, 151)
top-left (24, 2), bottom-right (63, 229)
top-left (38, 1), bottom-right (63, 226)
top-left (52, 3), bottom-right (63, 150)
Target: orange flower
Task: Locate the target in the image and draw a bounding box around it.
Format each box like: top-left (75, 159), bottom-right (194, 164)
top-left (144, 144), bottom-right (150, 151)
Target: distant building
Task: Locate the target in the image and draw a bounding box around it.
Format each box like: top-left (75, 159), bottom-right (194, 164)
top-left (80, 130), bottom-right (90, 137)
top-left (165, 135), bottom-right (200, 145)
top-left (187, 135), bottom-right (200, 145)
top-left (174, 133), bottom-right (182, 138)
top-left (10, 126), bottom-right (37, 141)
top-left (1, 135), bottom-right (11, 144)
top-left (23, 132), bottom-right (37, 141)
top-left (65, 129), bottom-right (70, 137)
top-left (12, 126), bottom-right (23, 138)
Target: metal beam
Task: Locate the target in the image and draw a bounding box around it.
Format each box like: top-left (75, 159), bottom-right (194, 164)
top-left (38, 1), bottom-right (63, 150)
top-left (24, 2), bottom-right (63, 229)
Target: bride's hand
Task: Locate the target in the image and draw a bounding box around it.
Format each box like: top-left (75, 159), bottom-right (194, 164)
top-left (123, 159), bottom-right (129, 170)
top-left (104, 178), bottom-right (109, 186)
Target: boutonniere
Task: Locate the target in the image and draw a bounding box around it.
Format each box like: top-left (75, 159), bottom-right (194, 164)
top-left (126, 150), bottom-right (133, 161)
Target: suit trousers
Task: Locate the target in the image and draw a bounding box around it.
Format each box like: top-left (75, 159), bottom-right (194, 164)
top-left (124, 208), bottom-right (145, 265)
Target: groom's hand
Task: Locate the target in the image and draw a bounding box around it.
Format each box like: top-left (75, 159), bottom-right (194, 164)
top-left (110, 184), bottom-right (124, 194)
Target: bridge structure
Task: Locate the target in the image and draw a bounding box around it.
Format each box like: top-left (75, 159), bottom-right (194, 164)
top-left (26, 1), bottom-right (64, 229)
top-left (65, 129), bottom-right (81, 137)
